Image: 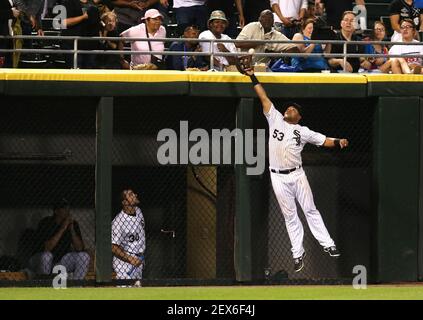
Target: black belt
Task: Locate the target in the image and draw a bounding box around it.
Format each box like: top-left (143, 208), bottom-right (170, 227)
top-left (271, 166), bottom-right (301, 174)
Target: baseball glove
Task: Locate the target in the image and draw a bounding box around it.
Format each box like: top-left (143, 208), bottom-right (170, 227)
top-left (235, 54), bottom-right (253, 75)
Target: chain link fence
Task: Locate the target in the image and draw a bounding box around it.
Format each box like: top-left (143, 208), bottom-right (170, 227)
top-left (111, 96), bottom-right (237, 283)
top-left (0, 96), bottom-right (96, 283)
top-left (0, 94), bottom-right (373, 286)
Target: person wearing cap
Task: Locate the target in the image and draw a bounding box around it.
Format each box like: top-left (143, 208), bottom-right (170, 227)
top-left (119, 8), bottom-right (166, 69)
top-left (199, 10), bottom-right (238, 71)
top-left (240, 66), bottom-right (348, 273)
top-left (236, 9), bottom-right (299, 66)
top-left (27, 199), bottom-right (90, 280)
top-left (207, 0), bottom-right (245, 38)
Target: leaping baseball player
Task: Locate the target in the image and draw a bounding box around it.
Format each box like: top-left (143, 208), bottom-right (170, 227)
top-left (237, 59), bottom-right (348, 273)
top-left (112, 189), bottom-right (146, 282)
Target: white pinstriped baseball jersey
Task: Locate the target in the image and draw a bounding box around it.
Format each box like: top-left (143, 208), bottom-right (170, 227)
top-left (264, 103), bottom-right (335, 260)
top-left (265, 104), bottom-right (326, 170)
top-left (112, 207), bottom-right (146, 254)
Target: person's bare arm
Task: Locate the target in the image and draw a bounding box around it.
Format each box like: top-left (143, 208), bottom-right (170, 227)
top-left (69, 221), bottom-right (84, 252)
top-left (355, 0), bottom-right (365, 5)
top-left (245, 69), bottom-right (272, 114)
top-left (44, 221), bottom-right (70, 252)
top-left (271, 3), bottom-right (292, 26)
top-left (63, 12), bottom-right (88, 28)
top-left (139, 0), bottom-right (159, 10)
top-left (328, 59), bottom-right (353, 72)
top-left (112, 244), bottom-right (142, 266)
top-left (292, 33), bottom-right (314, 53)
top-left (322, 138), bottom-right (349, 148)
top-left (420, 13), bottom-right (423, 31)
top-left (235, 0), bottom-right (245, 28)
top-left (299, 8), bottom-right (306, 20)
top-left (216, 43), bottom-right (237, 65)
top-left (113, 0), bottom-right (142, 10)
top-left (390, 14), bottom-right (401, 34)
top-left (235, 40), bottom-right (261, 49)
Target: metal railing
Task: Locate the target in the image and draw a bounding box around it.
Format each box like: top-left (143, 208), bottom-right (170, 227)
top-left (1, 35), bottom-right (423, 71)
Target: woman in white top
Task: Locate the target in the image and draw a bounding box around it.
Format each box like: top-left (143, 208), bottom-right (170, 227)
top-left (199, 10), bottom-right (238, 71)
top-left (389, 18), bottom-right (423, 74)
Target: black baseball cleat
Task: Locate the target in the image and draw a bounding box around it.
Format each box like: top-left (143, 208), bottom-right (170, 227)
top-left (324, 246), bottom-right (341, 257)
top-left (294, 252), bottom-right (306, 273)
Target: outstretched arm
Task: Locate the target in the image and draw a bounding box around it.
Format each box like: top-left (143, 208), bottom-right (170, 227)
top-left (245, 69), bottom-right (272, 114)
top-left (323, 138), bottom-right (349, 149)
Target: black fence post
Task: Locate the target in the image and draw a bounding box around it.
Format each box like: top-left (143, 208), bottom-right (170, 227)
top-left (235, 98), bottom-right (254, 282)
top-left (95, 97), bottom-right (114, 283)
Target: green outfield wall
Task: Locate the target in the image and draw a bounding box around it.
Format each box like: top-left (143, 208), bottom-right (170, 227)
top-left (0, 70), bottom-right (421, 284)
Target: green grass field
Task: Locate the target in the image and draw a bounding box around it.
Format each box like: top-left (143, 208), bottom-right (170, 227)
top-left (1, 285), bottom-right (423, 300)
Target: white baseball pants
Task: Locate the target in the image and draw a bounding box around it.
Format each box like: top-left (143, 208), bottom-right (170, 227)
top-left (270, 169), bottom-right (335, 259)
top-left (113, 254), bottom-right (143, 280)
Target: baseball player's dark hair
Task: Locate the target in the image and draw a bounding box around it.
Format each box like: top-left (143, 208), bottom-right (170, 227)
top-left (53, 198), bottom-right (70, 212)
top-left (282, 101), bottom-right (303, 116)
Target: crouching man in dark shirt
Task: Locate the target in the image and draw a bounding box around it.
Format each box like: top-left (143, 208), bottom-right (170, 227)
top-left (28, 199), bottom-right (90, 280)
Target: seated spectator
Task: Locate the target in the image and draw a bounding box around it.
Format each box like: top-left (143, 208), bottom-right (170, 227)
top-left (207, 0), bottom-right (245, 38)
top-left (27, 199), bottom-right (90, 280)
top-left (360, 21), bottom-right (391, 73)
top-left (120, 8), bottom-right (166, 69)
top-left (0, 0), bottom-right (20, 68)
top-left (270, 0), bottom-right (307, 39)
top-left (236, 9), bottom-right (298, 67)
top-left (389, 18), bottom-right (423, 74)
top-left (98, 11), bottom-right (121, 69)
top-left (318, 0), bottom-right (367, 31)
top-left (327, 11), bottom-right (365, 73)
top-left (166, 25), bottom-right (208, 70)
top-left (389, 0), bottom-right (423, 42)
top-left (161, 0), bottom-right (207, 36)
top-left (199, 10), bottom-right (238, 71)
top-left (112, 0), bottom-right (161, 35)
top-left (291, 18), bottom-right (330, 72)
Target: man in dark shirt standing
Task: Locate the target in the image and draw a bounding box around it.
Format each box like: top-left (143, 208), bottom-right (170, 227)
top-left (61, 0), bottom-right (100, 68)
top-left (27, 199), bottom-right (90, 280)
top-left (327, 10), bottom-right (365, 72)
